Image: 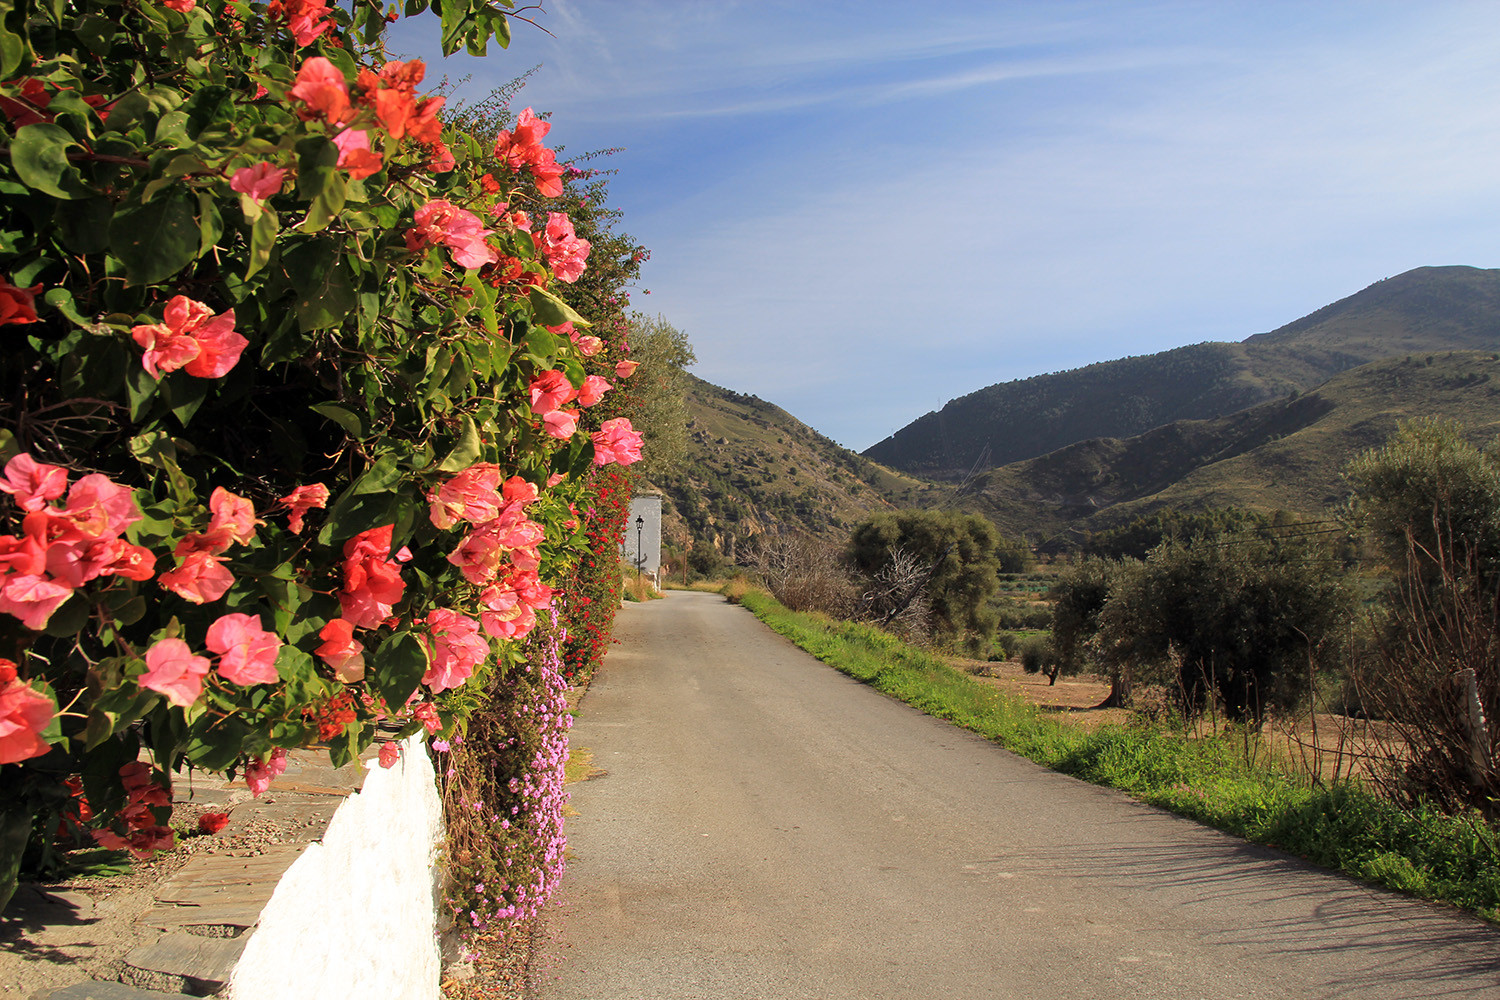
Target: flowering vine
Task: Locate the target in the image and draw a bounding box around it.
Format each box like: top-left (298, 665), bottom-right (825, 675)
top-left (0, 0), bottom-right (645, 913)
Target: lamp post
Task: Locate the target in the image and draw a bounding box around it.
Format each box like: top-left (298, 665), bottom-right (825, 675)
top-left (635, 515), bottom-right (644, 582)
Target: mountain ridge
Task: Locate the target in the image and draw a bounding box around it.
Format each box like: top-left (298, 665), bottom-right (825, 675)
top-left (862, 265), bottom-right (1500, 479)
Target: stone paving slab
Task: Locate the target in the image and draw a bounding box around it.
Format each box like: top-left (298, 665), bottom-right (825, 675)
top-left (34, 747), bottom-right (374, 1000)
top-left (38, 982), bottom-right (198, 1000)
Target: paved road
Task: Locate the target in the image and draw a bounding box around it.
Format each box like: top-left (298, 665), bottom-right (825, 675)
top-left (530, 591), bottom-right (1500, 999)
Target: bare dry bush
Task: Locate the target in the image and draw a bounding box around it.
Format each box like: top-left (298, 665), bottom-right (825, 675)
top-left (1352, 536), bottom-right (1500, 817)
top-left (852, 546), bottom-right (933, 643)
top-left (749, 533), bottom-right (858, 618)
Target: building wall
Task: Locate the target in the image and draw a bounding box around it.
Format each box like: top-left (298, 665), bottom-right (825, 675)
top-left (227, 734), bottom-right (444, 1000)
top-left (620, 495), bottom-right (663, 576)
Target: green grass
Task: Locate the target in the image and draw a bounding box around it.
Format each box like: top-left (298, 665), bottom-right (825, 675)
top-left (738, 587), bottom-right (1500, 921)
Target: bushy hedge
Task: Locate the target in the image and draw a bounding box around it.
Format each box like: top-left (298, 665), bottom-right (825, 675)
top-left (0, 0), bottom-right (642, 910)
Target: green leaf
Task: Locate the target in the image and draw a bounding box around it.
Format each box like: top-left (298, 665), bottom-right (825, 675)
top-left (55, 197), bottom-right (112, 254)
top-left (310, 403), bottom-right (365, 437)
top-left (528, 286), bottom-right (590, 328)
top-left (295, 136), bottom-right (345, 234)
top-left (196, 191), bottom-right (223, 259)
top-left (247, 208), bottom-right (278, 280)
top-left (183, 85), bottom-right (232, 140)
top-left (369, 631), bottom-right (430, 711)
top-left (73, 13), bottom-right (120, 57)
top-left (124, 364), bottom-right (161, 422)
top-left (283, 242), bottom-right (356, 330)
top-left (10, 123), bottom-right (86, 199)
top-left (109, 189), bottom-right (199, 286)
top-left (437, 415), bottom-right (482, 472)
top-left (0, 9), bottom-right (28, 78)
top-left (43, 593), bottom-right (89, 638)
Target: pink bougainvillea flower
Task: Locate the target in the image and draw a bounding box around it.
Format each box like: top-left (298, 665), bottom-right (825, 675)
top-left (273, 0), bottom-right (334, 47)
top-left (534, 212), bottom-right (591, 283)
top-left (421, 608), bottom-right (488, 694)
top-left (0, 668), bottom-right (55, 764)
top-left (131, 295), bottom-right (245, 379)
top-left (163, 0), bottom-right (196, 10)
top-left (528, 370), bottom-right (576, 416)
top-left (493, 107), bottom-right (551, 169)
top-left (159, 550), bottom-right (234, 604)
top-left (406, 199), bottom-right (497, 269)
top-left (332, 128), bottom-right (383, 180)
top-left (577, 375), bottom-right (612, 408)
top-left (281, 483), bottom-right (329, 534)
top-left (197, 812), bottom-right (230, 834)
top-left (205, 613), bottom-right (282, 686)
top-left (427, 463), bottom-right (503, 530)
top-left (0, 454), bottom-right (68, 512)
top-left (573, 334), bottom-right (604, 357)
top-left (229, 161), bottom-right (285, 202)
top-left (427, 141), bottom-right (455, 174)
top-left (545, 473), bottom-right (566, 488)
top-left (0, 79), bottom-right (52, 128)
top-left (94, 825), bottom-right (174, 860)
top-left (0, 276), bottom-right (41, 325)
top-left (288, 55), bottom-right (349, 121)
top-left (502, 476), bottom-right (538, 505)
top-left (413, 701), bottom-right (442, 734)
top-left (140, 638), bottom-right (210, 708)
top-left (244, 747), bottom-right (288, 796)
top-left (207, 487), bottom-right (259, 547)
top-left (315, 618), bottom-right (366, 682)
top-left (339, 525), bottom-right (405, 628)
top-left (0, 574), bottom-right (72, 631)
top-left (378, 741), bottom-right (400, 768)
top-left (529, 149), bottom-right (565, 199)
top-left (542, 409), bottom-right (578, 440)
top-left (615, 359), bottom-right (640, 379)
top-left (61, 474), bottom-right (140, 539)
top-left (591, 417), bottom-right (644, 467)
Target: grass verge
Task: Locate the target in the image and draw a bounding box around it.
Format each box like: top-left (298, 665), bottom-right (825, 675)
top-left (737, 587), bottom-right (1500, 922)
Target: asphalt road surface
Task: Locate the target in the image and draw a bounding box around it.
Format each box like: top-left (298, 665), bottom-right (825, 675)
top-left (529, 591), bottom-right (1500, 999)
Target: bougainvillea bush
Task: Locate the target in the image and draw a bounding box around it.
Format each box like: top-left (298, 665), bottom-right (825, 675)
top-left (0, 0), bottom-right (643, 911)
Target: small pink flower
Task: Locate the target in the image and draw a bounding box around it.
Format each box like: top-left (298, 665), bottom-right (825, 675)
top-left (422, 608), bottom-right (488, 694)
top-left (591, 417), bottom-right (644, 467)
top-left (0, 674), bottom-right (56, 764)
top-left (140, 638), bottom-right (210, 708)
top-left (378, 741), bottom-right (400, 768)
top-left (244, 747), bottom-right (288, 797)
top-left (332, 128), bottom-right (383, 180)
top-left (288, 56), bottom-right (349, 122)
top-left (542, 409), bottom-right (577, 439)
top-left (159, 550), bottom-right (234, 604)
top-left (131, 295), bottom-right (245, 379)
top-left (615, 359), bottom-right (640, 379)
top-left (528, 370), bottom-right (576, 416)
top-left (205, 613), bottom-right (282, 686)
top-left (534, 212), bottom-right (591, 283)
top-left (229, 161), bottom-right (285, 202)
top-left (207, 487), bottom-right (259, 546)
top-left (281, 483), bottom-right (329, 534)
top-left (0, 454), bottom-right (68, 512)
top-left (577, 375), bottom-right (612, 407)
top-left (315, 618), bottom-right (365, 682)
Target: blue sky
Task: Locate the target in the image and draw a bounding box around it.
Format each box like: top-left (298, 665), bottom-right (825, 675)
top-left (392, 1), bottom-right (1500, 450)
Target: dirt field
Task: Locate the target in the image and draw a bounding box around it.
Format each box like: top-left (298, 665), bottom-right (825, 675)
top-left (950, 656), bottom-right (1396, 783)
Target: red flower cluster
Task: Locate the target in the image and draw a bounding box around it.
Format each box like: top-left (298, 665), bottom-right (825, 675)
top-left (93, 762), bottom-right (175, 860)
top-left (0, 454), bottom-right (151, 631)
top-left (492, 108), bottom-right (565, 198)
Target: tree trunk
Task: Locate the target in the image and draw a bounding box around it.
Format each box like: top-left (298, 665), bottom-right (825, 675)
top-left (1096, 669), bottom-right (1131, 709)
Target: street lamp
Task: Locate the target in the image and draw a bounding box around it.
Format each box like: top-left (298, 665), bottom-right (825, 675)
top-left (635, 515), bottom-right (644, 582)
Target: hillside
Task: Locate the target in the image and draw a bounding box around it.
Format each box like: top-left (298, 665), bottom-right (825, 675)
top-left (642, 375), bottom-right (932, 560)
top-left (864, 266), bottom-right (1500, 479)
top-left (958, 351), bottom-right (1500, 547)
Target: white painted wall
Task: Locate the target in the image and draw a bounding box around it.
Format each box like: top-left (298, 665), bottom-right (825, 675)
top-left (228, 735), bottom-right (444, 1000)
top-left (620, 495), bottom-right (662, 577)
